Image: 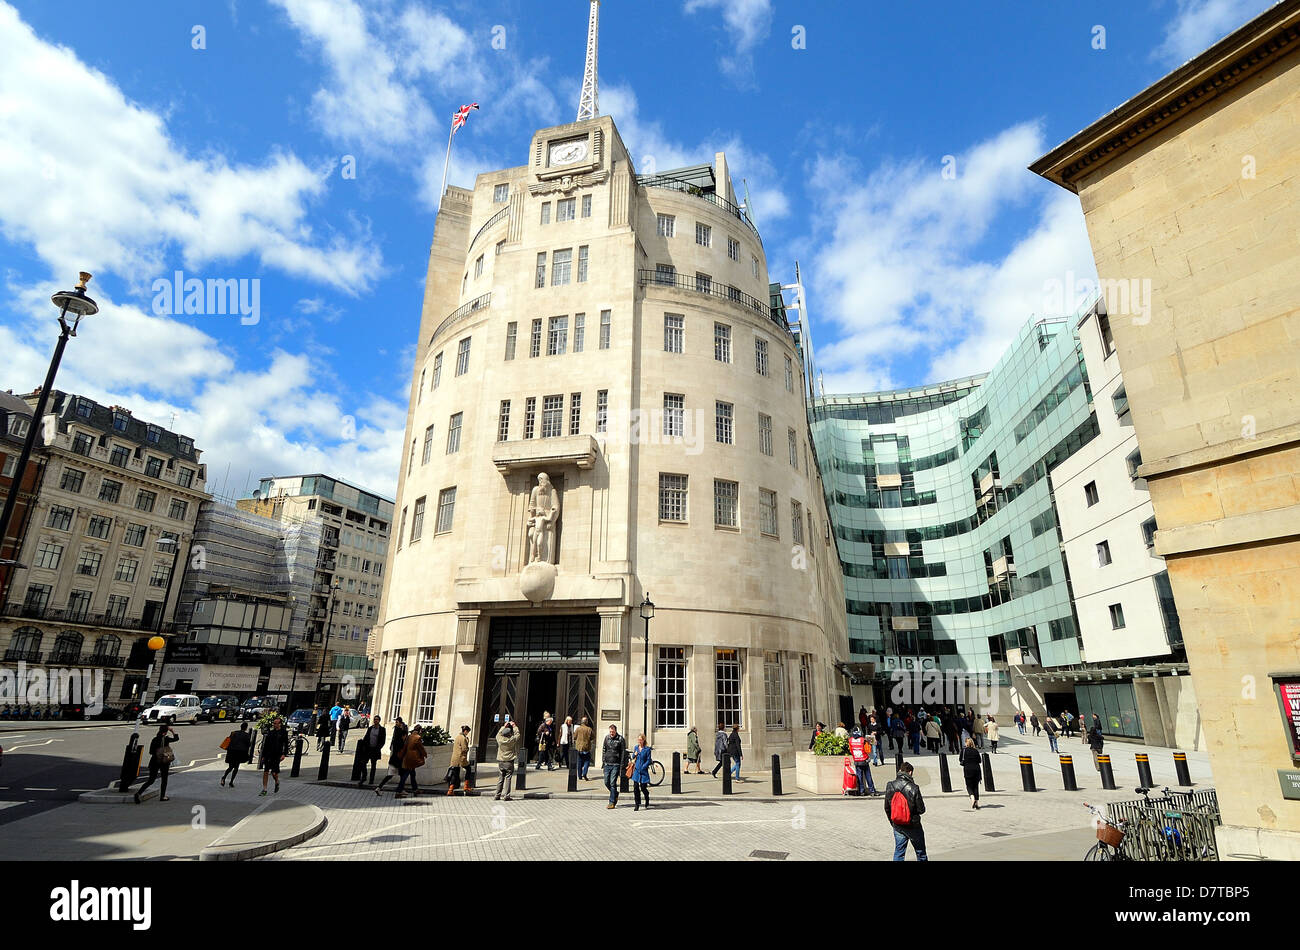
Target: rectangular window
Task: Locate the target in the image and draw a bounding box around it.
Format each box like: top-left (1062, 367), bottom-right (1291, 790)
top-left (695, 272), bottom-right (712, 294)
top-left (115, 557), bottom-right (139, 582)
top-left (411, 497), bottom-right (426, 541)
top-left (1098, 312), bottom-right (1116, 357)
top-left (504, 322), bottom-right (518, 360)
top-left (664, 313), bottom-right (684, 353)
top-left (1108, 603), bottom-right (1126, 629)
top-left (177, 468), bottom-right (194, 488)
top-left (144, 457), bottom-right (163, 479)
top-left (524, 397), bottom-right (537, 439)
top-left (415, 650), bottom-right (440, 721)
top-left (695, 222), bottom-right (711, 247)
top-left (72, 432), bottom-right (94, 456)
top-left (474, 255), bottom-right (484, 278)
top-left (388, 652), bottom-right (407, 722)
top-left (168, 499), bottom-right (188, 520)
top-left (663, 393), bottom-right (685, 437)
top-left (123, 523), bottom-right (146, 547)
top-left (728, 236), bottom-right (740, 261)
top-left (752, 255), bottom-right (760, 279)
top-left (428, 352), bottom-right (441, 390)
top-left (136, 490), bottom-right (156, 512)
top-left (755, 338), bottom-right (769, 376)
top-left (788, 428), bottom-right (798, 467)
top-left (530, 318), bottom-right (543, 358)
top-left (535, 252), bottom-right (547, 288)
top-left (75, 549), bottom-right (102, 577)
top-left (105, 594), bottom-right (129, 622)
top-left (109, 445), bottom-right (130, 468)
top-left (656, 646), bottom-right (687, 728)
top-left (148, 561), bottom-right (171, 588)
top-left (557, 198), bottom-right (576, 221)
top-left (35, 540), bottom-right (63, 570)
top-left (87, 515), bottom-right (113, 539)
top-left (497, 400), bottom-right (511, 442)
top-left (547, 316), bottom-right (569, 355)
top-left (569, 393), bottom-right (582, 435)
top-left (551, 248), bottom-right (572, 286)
top-left (1096, 539), bottom-right (1112, 567)
top-left (599, 310), bottom-right (611, 350)
top-left (436, 487), bottom-right (457, 534)
top-left (422, 425), bottom-right (435, 464)
top-left (446, 413), bottom-right (463, 454)
top-left (67, 589), bottom-right (93, 621)
top-left (540, 202), bottom-right (551, 225)
top-left (97, 478), bottom-right (122, 504)
top-left (758, 413), bottom-right (773, 456)
top-left (408, 440), bottom-right (416, 474)
top-left (714, 323), bottom-right (731, 363)
top-left (791, 500), bottom-right (804, 545)
top-left (396, 508), bottom-right (407, 550)
top-left (1084, 481), bottom-right (1100, 506)
top-left (455, 337), bottom-right (471, 376)
top-left (798, 655), bottom-right (812, 727)
top-left (714, 479), bottom-right (738, 527)
top-left (659, 473), bottom-right (688, 522)
top-left (764, 652), bottom-right (786, 728)
top-left (784, 355), bottom-right (794, 392)
top-left (60, 467), bottom-right (85, 493)
top-left (581, 194), bottom-right (592, 218)
top-left (493, 183), bottom-right (509, 203)
top-left (657, 214), bottom-right (675, 238)
top-left (655, 262), bottom-right (676, 285)
top-left (715, 401), bottom-right (733, 444)
top-left (759, 489), bottom-right (778, 537)
top-left (577, 245), bottom-right (589, 283)
top-left (716, 650), bottom-right (742, 728)
top-left (23, 584), bottom-right (52, 613)
top-left (541, 395), bottom-right (564, 438)
top-left (596, 390), bottom-right (608, 433)
top-left (573, 313), bottom-right (585, 352)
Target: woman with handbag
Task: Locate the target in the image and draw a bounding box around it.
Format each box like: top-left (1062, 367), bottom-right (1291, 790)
top-left (727, 725), bottom-right (744, 781)
top-left (959, 737), bottom-right (982, 809)
top-left (220, 722), bottom-right (251, 787)
top-left (631, 734), bottom-right (654, 810)
top-left (134, 724), bottom-right (179, 803)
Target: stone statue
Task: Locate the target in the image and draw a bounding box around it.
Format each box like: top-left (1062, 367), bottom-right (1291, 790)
top-left (526, 472), bottom-right (561, 564)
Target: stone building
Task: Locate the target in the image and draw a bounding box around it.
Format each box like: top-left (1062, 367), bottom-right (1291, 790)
top-left (1031, 0), bottom-right (1300, 857)
top-left (0, 391), bottom-right (44, 606)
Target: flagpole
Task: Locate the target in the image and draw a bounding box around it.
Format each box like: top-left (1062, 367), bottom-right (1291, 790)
top-left (438, 120), bottom-right (455, 211)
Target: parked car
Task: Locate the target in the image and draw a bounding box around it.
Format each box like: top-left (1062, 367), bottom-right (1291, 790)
top-left (199, 695), bottom-right (241, 723)
top-left (240, 696), bottom-right (281, 721)
top-left (140, 694), bottom-right (203, 725)
top-left (286, 708), bottom-right (315, 734)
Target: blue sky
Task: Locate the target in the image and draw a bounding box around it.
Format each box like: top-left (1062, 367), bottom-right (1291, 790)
top-left (0, 0), bottom-right (1276, 499)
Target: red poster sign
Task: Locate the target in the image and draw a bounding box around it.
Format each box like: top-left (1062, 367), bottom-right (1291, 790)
top-left (1277, 681), bottom-right (1300, 760)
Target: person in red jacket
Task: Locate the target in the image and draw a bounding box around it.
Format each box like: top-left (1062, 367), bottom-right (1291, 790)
top-left (848, 728), bottom-right (878, 795)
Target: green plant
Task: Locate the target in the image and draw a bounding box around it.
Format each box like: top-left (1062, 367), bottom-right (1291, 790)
top-left (255, 710), bottom-right (284, 733)
top-left (416, 724), bottom-right (452, 746)
top-left (812, 732), bottom-right (849, 756)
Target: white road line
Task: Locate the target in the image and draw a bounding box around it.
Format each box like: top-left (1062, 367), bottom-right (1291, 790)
top-left (292, 815), bottom-right (449, 851)
top-left (291, 834), bottom-right (541, 860)
top-left (479, 817), bottom-right (535, 840)
top-left (4, 738), bottom-right (64, 752)
top-left (24, 787), bottom-right (56, 792)
top-left (204, 798), bottom-right (274, 849)
top-left (628, 817), bottom-right (795, 829)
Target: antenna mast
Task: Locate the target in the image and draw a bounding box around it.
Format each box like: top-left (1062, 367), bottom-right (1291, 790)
top-left (577, 0), bottom-right (601, 121)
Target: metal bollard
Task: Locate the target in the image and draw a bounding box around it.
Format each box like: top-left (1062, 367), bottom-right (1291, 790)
top-left (117, 731), bottom-right (142, 792)
top-left (771, 754), bottom-right (783, 796)
top-left (351, 742), bottom-right (368, 782)
top-left (317, 738), bottom-right (331, 780)
top-left (568, 753), bottom-right (578, 792)
top-left (721, 753), bottom-right (733, 795)
top-left (1098, 754), bottom-right (1117, 790)
top-left (1135, 752), bottom-right (1155, 788)
top-left (938, 753), bottom-right (953, 793)
top-left (291, 735), bottom-right (304, 778)
top-left (620, 756), bottom-right (629, 793)
top-left (1060, 754), bottom-right (1078, 791)
top-left (467, 746), bottom-right (477, 790)
top-left (1019, 755), bottom-right (1037, 792)
top-left (671, 752), bottom-right (682, 794)
top-left (1173, 752), bottom-right (1193, 787)
top-left (517, 753), bottom-right (527, 790)
top-left (982, 752), bottom-right (996, 792)
top-left (895, 750), bottom-right (903, 772)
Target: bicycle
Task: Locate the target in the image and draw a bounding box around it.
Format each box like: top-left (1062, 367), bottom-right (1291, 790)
top-left (1083, 802), bottom-right (1130, 861)
top-left (648, 758), bottom-right (665, 786)
top-left (1135, 786), bottom-right (1215, 861)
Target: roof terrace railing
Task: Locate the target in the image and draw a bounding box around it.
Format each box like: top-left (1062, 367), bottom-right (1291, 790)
top-left (637, 270), bottom-right (792, 338)
top-left (635, 174), bottom-right (760, 239)
top-left (429, 293), bottom-right (492, 346)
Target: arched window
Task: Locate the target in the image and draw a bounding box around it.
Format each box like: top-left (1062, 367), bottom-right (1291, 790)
top-left (6, 627), bottom-right (43, 661)
top-left (92, 634), bottom-right (122, 661)
top-left (52, 631), bottom-right (84, 663)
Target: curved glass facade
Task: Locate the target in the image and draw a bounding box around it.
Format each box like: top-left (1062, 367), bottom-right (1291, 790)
top-left (811, 317), bottom-right (1099, 674)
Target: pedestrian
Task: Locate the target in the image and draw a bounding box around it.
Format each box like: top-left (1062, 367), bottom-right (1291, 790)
top-left (808, 721), bottom-right (826, 750)
top-left (309, 705), bottom-right (321, 735)
top-left (535, 716), bottom-right (555, 771)
top-left (907, 716), bottom-right (922, 756)
top-left (315, 708), bottom-right (332, 751)
top-left (858, 705), bottom-right (869, 736)
top-left (631, 733), bottom-right (653, 811)
top-left (835, 720), bottom-right (850, 740)
top-left (396, 724), bottom-right (426, 799)
top-left (337, 705), bottom-right (352, 752)
top-left (574, 716), bottom-right (595, 780)
top-left (1090, 714), bottom-right (1102, 736)
top-left (358, 715), bottom-right (386, 786)
top-left (329, 701), bottom-right (343, 745)
top-left (869, 714), bottom-right (886, 765)
top-left (602, 724), bottom-right (627, 809)
top-left (558, 715), bottom-right (574, 768)
top-left (1044, 715), bottom-right (1059, 753)
top-left (849, 728), bottom-right (877, 795)
top-left (220, 722), bottom-right (251, 787)
top-left (944, 715), bottom-right (960, 754)
top-left (686, 726), bottom-right (704, 773)
top-left (447, 725), bottom-right (473, 795)
top-left (1088, 722), bottom-right (1105, 771)
top-left (973, 714), bottom-right (987, 749)
top-left (256, 716), bottom-right (289, 796)
top-left (494, 720), bottom-right (521, 801)
top-left (889, 716), bottom-right (905, 753)
top-left (374, 718), bottom-right (408, 796)
top-left (924, 716), bottom-right (941, 754)
top-left (1030, 713), bottom-right (1041, 737)
top-left (727, 725), bottom-right (743, 781)
top-left (959, 737), bottom-right (983, 809)
top-left (1062, 710), bottom-right (1075, 738)
top-left (710, 722), bottom-right (728, 777)
top-left (883, 761), bottom-right (927, 861)
top-left (134, 724), bottom-right (179, 803)
top-left (986, 716), bottom-right (1001, 753)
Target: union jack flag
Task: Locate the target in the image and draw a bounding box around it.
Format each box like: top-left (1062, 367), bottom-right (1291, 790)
top-left (451, 102), bottom-right (480, 134)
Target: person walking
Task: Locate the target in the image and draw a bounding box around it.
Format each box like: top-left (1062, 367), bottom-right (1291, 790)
top-left (337, 705), bottom-right (352, 752)
top-left (973, 714), bottom-right (986, 750)
top-left (834, 720), bottom-right (850, 740)
top-left (602, 724), bottom-right (627, 809)
top-left (726, 725), bottom-right (743, 781)
top-left (883, 762), bottom-right (927, 861)
top-left (315, 708), bottom-right (332, 752)
top-left (858, 705), bottom-right (869, 736)
top-left (986, 716), bottom-right (1001, 753)
top-left (395, 725), bottom-right (426, 799)
top-left (374, 718), bottom-right (408, 796)
top-left (328, 701), bottom-right (343, 745)
top-left (889, 716), bottom-right (905, 754)
top-left (849, 728), bottom-right (877, 795)
top-left (710, 723), bottom-right (728, 778)
top-left (631, 734), bottom-right (654, 811)
top-left (924, 716), bottom-right (941, 755)
top-left (558, 715), bottom-right (574, 768)
top-left (869, 714), bottom-right (886, 765)
top-left (907, 716), bottom-right (922, 756)
top-left (1088, 721), bottom-right (1105, 771)
top-left (1030, 713), bottom-right (1041, 737)
top-left (494, 721), bottom-right (521, 801)
top-left (960, 737), bottom-right (983, 809)
top-left (574, 716), bottom-right (595, 780)
top-left (535, 716), bottom-right (555, 771)
top-left (134, 724), bottom-right (179, 802)
top-left (686, 726), bottom-right (704, 774)
top-left (1045, 715), bottom-right (1060, 753)
top-left (448, 725), bottom-right (472, 795)
top-left (1062, 710), bottom-right (1075, 738)
top-left (358, 715), bottom-right (386, 786)
top-left (220, 722), bottom-right (251, 787)
top-left (258, 717), bottom-right (289, 796)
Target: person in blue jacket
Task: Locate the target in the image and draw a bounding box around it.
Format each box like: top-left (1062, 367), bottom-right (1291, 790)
top-left (631, 733), bottom-right (654, 811)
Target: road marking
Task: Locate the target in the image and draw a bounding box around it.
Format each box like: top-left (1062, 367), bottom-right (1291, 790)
top-left (24, 787), bottom-right (56, 792)
top-left (628, 817), bottom-right (795, 829)
top-left (3, 738), bottom-right (64, 752)
top-left (293, 815), bottom-right (449, 851)
top-left (479, 817), bottom-right (535, 840)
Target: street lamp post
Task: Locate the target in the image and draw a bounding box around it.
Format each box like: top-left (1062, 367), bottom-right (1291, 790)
top-left (0, 273), bottom-right (98, 561)
top-left (639, 594), bottom-right (655, 740)
top-left (317, 579), bottom-right (340, 705)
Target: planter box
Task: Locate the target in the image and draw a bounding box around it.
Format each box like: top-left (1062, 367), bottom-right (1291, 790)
top-left (796, 751), bottom-right (849, 794)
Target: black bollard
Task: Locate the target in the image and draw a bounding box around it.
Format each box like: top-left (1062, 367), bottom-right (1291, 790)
top-left (1173, 752), bottom-right (1193, 787)
top-left (895, 750), bottom-right (903, 772)
top-left (1098, 754), bottom-right (1117, 790)
top-left (620, 756), bottom-right (629, 793)
top-left (117, 731), bottom-right (142, 792)
top-left (771, 754), bottom-right (783, 796)
top-left (721, 753), bottom-right (733, 795)
top-left (938, 753), bottom-right (953, 793)
top-left (982, 752), bottom-right (996, 792)
top-left (351, 742), bottom-right (368, 782)
top-left (1135, 752), bottom-right (1155, 789)
top-left (671, 752), bottom-right (682, 794)
top-left (568, 753), bottom-right (578, 792)
top-left (1019, 755), bottom-right (1037, 792)
top-left (291, 735), bottom-right (304, 778)
top-left (517, 753), bottom-right (527, 790)
top-left (317, 738), bottom-right (331, 780)
top-left (1060, 754), bottom-right (1078, 791)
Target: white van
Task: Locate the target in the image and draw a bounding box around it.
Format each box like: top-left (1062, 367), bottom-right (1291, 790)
top-left (140, 694), bottom-right (202, 725)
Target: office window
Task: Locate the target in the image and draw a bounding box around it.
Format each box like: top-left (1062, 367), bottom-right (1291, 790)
top-left (455, 337), bottom-right (471, 376)
top-left (714, 479), bottom-right (738, 527)
top-left (788, 428), bottom-right (798, 467)
top-left (695, 272), bottom-right (712, 294)
top-left (1084, 481), bottom-right (1099, 507)
top-left (23, 584), bottom-right (52, 613)
top-left (497, 400), bottom-right (511, 442)
top-left (145, 457), bottom-right (163, 479)
top-left (557, 197), bottom-right (576, 221)
top-left (569, 393), bottom-right (582, 435)
top-left (493, 183), bottom-right (509, 203)
top-left (422, 425), bottom-right (435, 464)
top-left (573, 313), bottom-right (585, 352)
top-left (408, 439), bottom-right (417, 473)
top-left (715, 401), bottom-right (733, 444)
top-left (551, 248), bottom-right (572, 286)
top-left (67, 589), bottom-right (93, 621)
top-left (1141, 516), bottom-right (1158, 550)
top-left (35, 541), bottom-right (63, 570)
top-left (109, 445), bottom-right (130, 468)
top-left (388, 651), bottom-right (407, 722)
top-left (547, 316), bottom-right (569, 355)
top-left (115, 557), bottom-right (138, 582)
top-left (577, 245), bottom-right (589, 283)
top-left (1098, 311), bottom-right (1116, 357)
top-left (112, 411), bottom-right (128, 432)
top-left (105, 595), bottom-right (129, 623)
top-left (419, 369), bottom-right (425, 401)
top-left (436, 487), bottom-right (457, 534)
top-left (415, 650), bottom-right (440, 721)
top-left (663, 393), bottom-right (685, 437)
top-left (1096, 540), bottom-right (1112, 567)
top-left (72, 432), bottom-right (94, 456)
top-left (411, 497), bottom-right (426, 541)
top-left (177, 468), bottom-right (194, 488)
top-left (728, 236), bottom-right (740, 261)
top-left (752, 255), bottom-right (760, 279)
top-left (784, 355), bottom-right (794, 392)
top-left (504, 321), bottom-right (518, 361)
top-left (524, 397), bottom-right (537, 439)
top-left (695, 222), bottom-right (711, 247)
top-left (759, 489), bottom-right (778, 537)
top-left (791, 500), bottom-right (804, 545)
top-left (716, 650), bottom-right (742, 728)
top-left (656, 647), bottom-right (687, 728)
top-left (540, 202), bottom-right (551, 225)
top-left (664, 313), bottom-right (684, 353)
top-left (59, 467), bottom-right (85, 493)
top-left (758, 413), bottom-right (773, 456)
top-left (98, 479), bottom-right (123, 504)
top-left (764, 652), bottom-right (786, 728)
top-left (148, 562), bottom-right (171, 588)
top-left (1108, 603), bottom-right (1126, 629)
top-left (798, 655), bottom-right (812, 727)
top-left (168, 499), bottom-right (188, 520)
top-left (474, 255), bottom-right (484, 278)
top-left (123, 523), bottom-right (146, 547)
top-left (755, 338), bottom-right (769, 376)
top-left (135, 490), bottom-right (156, 513)
top-left (596, 390), bottom-right (608, 433)
top-left (496, 239), bottom-right (505, 256)
top-left (581, 194), bottom-right (592, 218)
top-left (714, 323), bottom-right (731, 363)
top-left (541, 395), bottom-right (564, 438)
top-left (424, 353), bottom-right (438, 391)
top-left (75, 398), bottom-right (92, 418)
top-left (446, 412), bottom-right (463, 454)
top-left (87, 515), bottom-right (113, 539)
top-left (530, 318), bottom-right (543, 358)
top-left (655, 262), bottom-right (676, 285)
top-left (74, 550), bottom-right (101, 577)
top-left (535, 252), bottom-right (547, 288)
top-left (659, 473), bottom-right (688, 522)
top-left (396, 508), bottom-right (407, 550)
top-left (657, 214), bottom-right (675, 237)
top-left (599, 310), bottom-right (611, 350)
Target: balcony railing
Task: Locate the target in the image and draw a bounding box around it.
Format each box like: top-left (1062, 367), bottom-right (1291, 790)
top-left (1, 603), bottom-right (177, 634)
top-left (637, 270), bottom-right (791, 338)
top-left (468, 205), bottom-right (510, 253)
top-left (3, 648), bottom-right (42, 663)
top-left (635, 175), bottom-right (760, 239)
top-left (429, 293), bottom-right (492, 346)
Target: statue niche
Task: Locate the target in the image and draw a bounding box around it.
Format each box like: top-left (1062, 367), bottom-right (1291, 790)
top-left (519, 472), bottom-right (560, 604)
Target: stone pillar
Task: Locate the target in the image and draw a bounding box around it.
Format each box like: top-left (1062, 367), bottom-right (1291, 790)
top-left (597, 607), bottom-right (627, 734)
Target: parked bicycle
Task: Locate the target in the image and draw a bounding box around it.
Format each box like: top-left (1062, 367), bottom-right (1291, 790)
top-left (1083, 801), bottom-right (1130, 861)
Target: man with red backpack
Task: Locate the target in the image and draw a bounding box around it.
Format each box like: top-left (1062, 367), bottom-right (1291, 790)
top-left (883, 761), bottom-right (927, 861)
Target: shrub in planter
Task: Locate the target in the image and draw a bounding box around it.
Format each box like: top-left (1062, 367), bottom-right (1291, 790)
top-left (416, 724), bottom-right (452, 746)
top-left (812, 732), bottom-right (849, 757)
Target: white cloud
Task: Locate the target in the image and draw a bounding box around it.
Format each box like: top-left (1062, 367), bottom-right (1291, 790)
top-left (684, 0), bottom-right (774, 83)
top-left (1154, 0), bottom-right (1277, 66)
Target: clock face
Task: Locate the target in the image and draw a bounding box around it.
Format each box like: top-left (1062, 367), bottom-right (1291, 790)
top-left (548, 139), bottom-right (589, 166)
